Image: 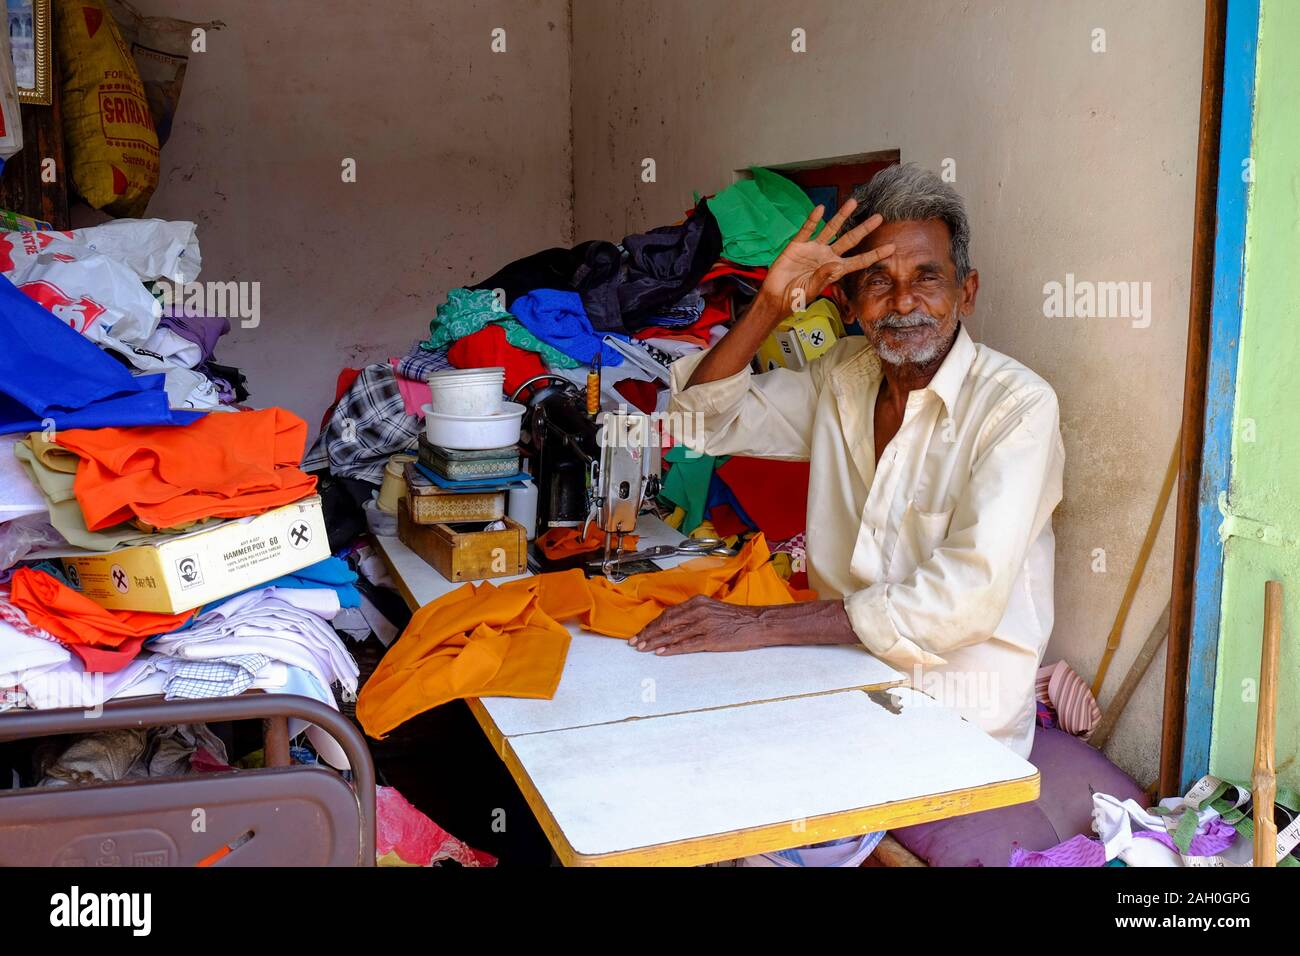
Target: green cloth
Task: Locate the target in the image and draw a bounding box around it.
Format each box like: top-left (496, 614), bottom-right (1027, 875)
top-left (422, 288), bottom-right (579, 369)
top-left (706, 167), bottom-right (819, 267)
top-left (658, 445), bottom-right (725, 535)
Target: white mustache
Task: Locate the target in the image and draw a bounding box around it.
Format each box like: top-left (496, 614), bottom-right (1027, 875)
top-left (879, 312), bottom-right (940, 330)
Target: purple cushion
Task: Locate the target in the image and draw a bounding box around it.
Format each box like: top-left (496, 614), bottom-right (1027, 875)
top-left (891, 726), bottom-right (1147, 866)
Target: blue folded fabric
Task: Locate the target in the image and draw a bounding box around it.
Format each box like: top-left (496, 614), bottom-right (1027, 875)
top-left (509, 289), bottom-right (627, 367)
top-left (0, 274), bottom-right (204, 432)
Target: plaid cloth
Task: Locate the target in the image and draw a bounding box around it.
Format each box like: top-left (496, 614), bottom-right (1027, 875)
top-left (398, 342), bottom-right (453, 382)
top-left (303, 364), bottom-right (422, 484)
top-left (164, 654), bottom-right (272, 700)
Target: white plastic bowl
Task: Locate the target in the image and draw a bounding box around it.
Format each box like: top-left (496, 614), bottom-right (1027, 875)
top-left (422, 401), bottom-right (525, 450)
top-left (426, 367), bottom-right (506, 416)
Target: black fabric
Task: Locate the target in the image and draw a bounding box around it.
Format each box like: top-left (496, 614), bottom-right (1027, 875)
top-left (617, 200), bottom-right (723, 331)
top-left (311, 469), bottom-right (378, 553)
top-left (469, 239), bottom-right (624, 332)
top-left (466, 202), bottom-right (721, 335)
top-left (204, 362), bottom-right (250, 403)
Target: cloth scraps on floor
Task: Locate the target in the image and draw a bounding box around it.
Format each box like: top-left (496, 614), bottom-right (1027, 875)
top-left (1009, 834), bottom-right (1107, 868)
top-left (356, 534), bottom-right (814, 737)
top-left (375, 785), bottom-right (497, 867)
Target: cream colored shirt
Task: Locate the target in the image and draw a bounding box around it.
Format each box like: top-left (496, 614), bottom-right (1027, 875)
top-left (667, 325), bottom-right (1064, 757)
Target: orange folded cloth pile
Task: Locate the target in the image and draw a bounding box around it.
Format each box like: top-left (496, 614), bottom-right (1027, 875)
top-left (53, 408), bottom-right (317, 532)
top-left (536, 526), bottom-right (639, 560)
top-left (356, 534), bottom-right (814, 738)
top-left (8, 567), bottom-right (195, 673)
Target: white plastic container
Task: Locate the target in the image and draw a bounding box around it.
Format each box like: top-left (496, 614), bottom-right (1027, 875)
top-left (426, 367), bottom-right (506, 416)
top-left (422, 401), bottom-right (526, 450)
top-left (507, 480), bottom-right (539, 540)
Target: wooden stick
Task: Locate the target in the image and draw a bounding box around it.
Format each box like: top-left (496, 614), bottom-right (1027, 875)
top-left (1091, 602), bottom-right (1170, 750)
top-left (1092, 438), bottom-right (1181, 699)
top-left (1253, 580), bottom-right (1282, 867)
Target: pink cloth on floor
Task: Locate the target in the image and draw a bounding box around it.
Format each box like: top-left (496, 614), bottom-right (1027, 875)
top-left (1009, 833), bottom-right (1106, 867)
top-left (389, 358), bottom-right (432, 417)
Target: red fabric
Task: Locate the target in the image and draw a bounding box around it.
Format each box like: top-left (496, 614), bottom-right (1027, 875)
top-left (716, 457), bottom-right (810, 541)
top-left (613, 377), bottom-right (660, 413)
top-left (8, 568), bottom-right (194, 673)
top-left (321, 367), bottom-right (362, 433)
top-left (447, 324), bottom-right (546, 397)
top-left (708, 503), bottom-right (749, 538)
top-left (698, 262), bottom-right (768, 285)
top-left (634, 285), bottom-right (739, 344)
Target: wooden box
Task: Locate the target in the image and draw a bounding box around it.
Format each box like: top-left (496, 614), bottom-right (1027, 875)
top-left (397, 499), bottom-right (527, 582)
top-left (404, 462), bottom-right (506, 524)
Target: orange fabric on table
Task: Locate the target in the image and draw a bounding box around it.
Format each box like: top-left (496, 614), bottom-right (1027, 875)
top-left (356, 578), bottom-right (572, 739)
top-left (355, 534), bottom-right (815, 737)
top-left (54, 407), bottom-right (317, 531)
top-left (8, 567), bottom-right (194, 672)
top-left (536, 527), bottom-right (639, 560)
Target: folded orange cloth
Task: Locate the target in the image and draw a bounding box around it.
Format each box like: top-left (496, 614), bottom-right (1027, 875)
top-left (54, 408), bottom-right (317, 531)
top-left (536, 527), bottom-right (639, 560)
top-left (8, 567), bottom-right (194, 671)
top-left (356, 534), bottom-right (814, 737)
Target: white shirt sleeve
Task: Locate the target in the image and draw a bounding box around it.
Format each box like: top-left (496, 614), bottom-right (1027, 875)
top-left (843, 385), bottom-right (1064, 668)
top-left (666, 348), bottom-right (821, 460)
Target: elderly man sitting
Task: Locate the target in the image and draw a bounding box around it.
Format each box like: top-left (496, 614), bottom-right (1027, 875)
top-left (635, 163), bottom-right (1063, 761)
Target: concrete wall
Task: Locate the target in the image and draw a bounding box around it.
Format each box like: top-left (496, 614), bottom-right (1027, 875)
top-left (115, 0), bottom-right (574, 429)
top-left (570, 0), bottom-right (1202, 784)
top-left (1211, 0), bottom-right (1300, 793)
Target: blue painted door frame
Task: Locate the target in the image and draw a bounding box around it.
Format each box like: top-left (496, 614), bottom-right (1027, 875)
top-left (1179, 0), bottom-right (1260, 793)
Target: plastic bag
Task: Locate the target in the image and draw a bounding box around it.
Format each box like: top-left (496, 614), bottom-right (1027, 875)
top-left (0, 16), bottom-right (24, 170)
top-left (0, 513), bottom-right (65, 574)
top-left (54, 0), bottom-right (159, 216)
top-left (0, 219), bottom-right (201, 369)
top-left (105, 0), bottom-right (224, 147)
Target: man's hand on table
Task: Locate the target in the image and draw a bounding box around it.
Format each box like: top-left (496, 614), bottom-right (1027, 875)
top-left (631, 596), bottom-right (862, 655)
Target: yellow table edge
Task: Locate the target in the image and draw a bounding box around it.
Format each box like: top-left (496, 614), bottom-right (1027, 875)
top-left (381, 539), bottom-right (1041, 867)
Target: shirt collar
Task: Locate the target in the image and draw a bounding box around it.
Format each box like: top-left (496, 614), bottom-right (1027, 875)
top-left (925, 323), bottom-right (976, 414)
top-left (840, 323), bottom-right (976, 415)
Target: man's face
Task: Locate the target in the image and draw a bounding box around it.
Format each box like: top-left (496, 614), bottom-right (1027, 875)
top-left (842, 219), bottom-right (978, 366)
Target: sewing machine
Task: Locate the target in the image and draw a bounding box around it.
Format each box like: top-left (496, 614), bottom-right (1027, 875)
top-left (517, 375), bottom-right (661, 574)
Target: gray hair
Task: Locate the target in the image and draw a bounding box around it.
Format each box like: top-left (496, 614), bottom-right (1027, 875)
top-left (845, 162), bottom-right (972, 280)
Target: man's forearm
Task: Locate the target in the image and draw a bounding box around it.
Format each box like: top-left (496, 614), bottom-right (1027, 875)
top-left (754, 600), bottom-right (862, 647)
top-left (685, 290), bottom-right (788, 387)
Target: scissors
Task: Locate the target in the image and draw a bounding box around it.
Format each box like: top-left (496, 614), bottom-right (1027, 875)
top-left (588, 537), bottom-right (735, 581)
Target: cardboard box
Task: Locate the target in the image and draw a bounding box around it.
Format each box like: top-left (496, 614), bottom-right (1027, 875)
top-left (58, 496), bottom-right (330, 614)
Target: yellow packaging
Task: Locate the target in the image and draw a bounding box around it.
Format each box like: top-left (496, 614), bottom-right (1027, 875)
top-left (55, 0), bottom-right (160, 216)
top-left (58, 496), bottom-right (330, 613)
top-left (756, 299), bottom-right (845, 371)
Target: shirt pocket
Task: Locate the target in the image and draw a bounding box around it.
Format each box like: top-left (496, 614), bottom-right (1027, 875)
top-left (889, 501), bottom-right (954, 580)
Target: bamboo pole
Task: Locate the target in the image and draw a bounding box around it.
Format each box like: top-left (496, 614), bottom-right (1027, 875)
top-left (1093, 439), bottom-right (1180, 699)
top-left (1253, 580), bottom-right (1282, 867)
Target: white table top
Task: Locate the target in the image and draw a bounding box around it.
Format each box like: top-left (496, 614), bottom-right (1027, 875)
top-left (374, 517), bottom-right (1038, 864)
top-left (511, 687), bottom-right (1038, 857)
top-left (376, 516), bottom-right (905, 735)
